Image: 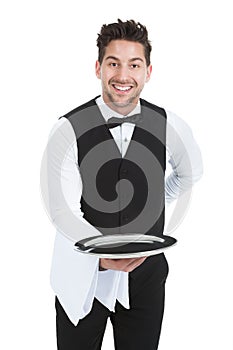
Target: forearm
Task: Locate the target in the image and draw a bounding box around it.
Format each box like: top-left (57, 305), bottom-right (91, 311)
top-left (45, 117), bottom-right (101, 242)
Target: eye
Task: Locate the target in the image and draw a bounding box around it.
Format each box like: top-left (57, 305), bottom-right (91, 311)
top-left (110, 62), bottom-right (118, 67)
top-left (130, 64), bottom-right (140, 69)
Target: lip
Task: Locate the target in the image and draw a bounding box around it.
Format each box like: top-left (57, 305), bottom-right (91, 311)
top-left (111, 84), bottom-right (134, 94)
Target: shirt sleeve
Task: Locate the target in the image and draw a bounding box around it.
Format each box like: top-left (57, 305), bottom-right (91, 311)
top-left (165, 111), bottom-right (203, 204)
top-left (44, 117), bottom-right (101, 242)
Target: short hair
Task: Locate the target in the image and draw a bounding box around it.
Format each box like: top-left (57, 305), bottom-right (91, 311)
top-left (97, 19), bottom-right (152, 66)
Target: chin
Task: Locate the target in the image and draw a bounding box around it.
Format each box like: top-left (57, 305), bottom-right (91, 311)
top-left (112, 100), bottom-right (131, 108)
top-left (110, 95), bottom-right (136, 107)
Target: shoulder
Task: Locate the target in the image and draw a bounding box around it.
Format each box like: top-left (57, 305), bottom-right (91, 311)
top-left (165, 110), bottom-right (194, 139)
top-left (48, 117), bottom-right (76, 143)
top-left (140, 98), bottom-right (166, 117)
top-left (61, 96), bottom-right (100, 120)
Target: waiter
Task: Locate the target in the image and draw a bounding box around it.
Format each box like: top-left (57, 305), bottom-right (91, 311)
top-left (45, 19), bottom-right (203, 350)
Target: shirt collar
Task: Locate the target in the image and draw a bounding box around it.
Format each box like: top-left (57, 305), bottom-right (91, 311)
top-left (95, 96), bottom-right (141, 122)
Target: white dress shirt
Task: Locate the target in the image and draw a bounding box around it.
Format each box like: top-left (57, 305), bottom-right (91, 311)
top-left (48, 96), bottom-right (203, 325)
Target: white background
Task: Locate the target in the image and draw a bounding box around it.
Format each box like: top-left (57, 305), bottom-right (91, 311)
top-left (1, 0), bottom-right (233, 349)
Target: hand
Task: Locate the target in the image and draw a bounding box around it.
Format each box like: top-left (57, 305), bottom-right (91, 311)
top-left (99, 257), bottom-right (147, 272)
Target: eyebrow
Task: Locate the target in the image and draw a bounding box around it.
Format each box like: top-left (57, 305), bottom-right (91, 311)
top-left (105, 56), bottom-right (144, 63)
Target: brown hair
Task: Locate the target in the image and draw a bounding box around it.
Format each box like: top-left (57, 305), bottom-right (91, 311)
top-left (97, 19), bottom-right (152, 66)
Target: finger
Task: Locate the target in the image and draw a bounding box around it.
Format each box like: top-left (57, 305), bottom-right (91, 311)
top-left (112, 257), bottom-right (145, 270)
top-left (101, 259), bottom-right (131, 270)
top-left (101, 257), bottom-right (147, 271)
top-left (124, 257), bottom-right (147, 272)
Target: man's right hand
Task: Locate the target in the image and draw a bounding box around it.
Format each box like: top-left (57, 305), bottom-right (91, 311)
top-left (99, 257), bottom-right (147, 272)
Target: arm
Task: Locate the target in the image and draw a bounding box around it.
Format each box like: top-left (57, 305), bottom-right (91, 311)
top-left (44, 117), bottom-right (102, 242)
top-left (45, 117), bottom-right (145, 272)
top-left (165, 111), bottom-right (203, 204)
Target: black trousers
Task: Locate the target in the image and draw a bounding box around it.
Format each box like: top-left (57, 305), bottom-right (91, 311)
top-left (55, 254), bottom-right (169, 350)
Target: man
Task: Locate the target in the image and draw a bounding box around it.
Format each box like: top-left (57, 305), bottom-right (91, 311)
top-left (46, 19), bottom-right (203, 349)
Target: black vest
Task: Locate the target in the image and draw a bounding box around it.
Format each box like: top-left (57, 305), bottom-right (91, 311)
top-left (61, 97), bottom-right (167, 237)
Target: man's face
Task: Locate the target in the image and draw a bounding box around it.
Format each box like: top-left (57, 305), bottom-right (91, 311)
top-left (95, 40), bottom-right (152, 114)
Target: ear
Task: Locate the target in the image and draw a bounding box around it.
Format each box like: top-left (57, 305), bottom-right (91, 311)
top-left (146, 64), bottom-right (152, 82)
top-left (95, 60), bottom-right (101, 79)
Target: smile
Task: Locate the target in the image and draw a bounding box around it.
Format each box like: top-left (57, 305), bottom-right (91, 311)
top-left (112, 84), bottom-right (133, 92)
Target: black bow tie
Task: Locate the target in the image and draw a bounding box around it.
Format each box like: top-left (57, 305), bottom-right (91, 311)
top-left (107, 114), bottom-right (142, 129)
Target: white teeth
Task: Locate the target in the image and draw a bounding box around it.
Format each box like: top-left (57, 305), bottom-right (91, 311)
top-left (114, 85), bottom-right (131, 91)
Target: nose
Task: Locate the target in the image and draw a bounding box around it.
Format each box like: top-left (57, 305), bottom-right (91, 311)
top-left (116, 64), bottom-right (130, 81)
